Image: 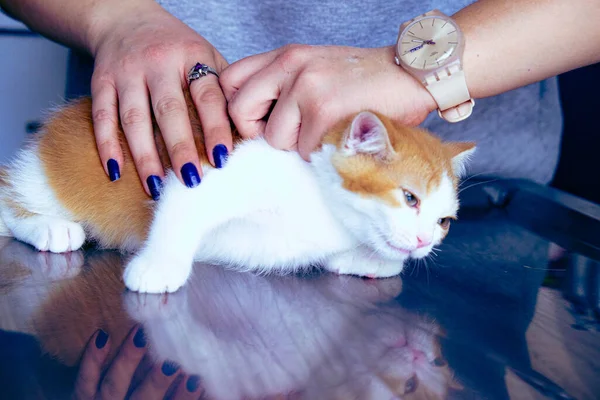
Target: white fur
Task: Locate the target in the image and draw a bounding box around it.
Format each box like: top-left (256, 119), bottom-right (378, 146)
top-left (4, 215), bottom-right (85, 253)
top-left (1, 143), bottom-right (73, 219)
top-left (0, 142), bottom-right (86, 251)
top-left (0, 212), bottom-right (8, 236)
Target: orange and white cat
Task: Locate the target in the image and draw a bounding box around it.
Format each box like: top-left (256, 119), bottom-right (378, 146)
top-left (0, 93), bottom-right (475, 293)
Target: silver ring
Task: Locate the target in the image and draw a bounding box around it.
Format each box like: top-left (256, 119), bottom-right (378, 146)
top-left (187, 62), bottom-right (219, 84)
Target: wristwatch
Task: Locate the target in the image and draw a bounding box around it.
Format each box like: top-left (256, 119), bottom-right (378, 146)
top-left (394, 9), bottom-right (474, 123)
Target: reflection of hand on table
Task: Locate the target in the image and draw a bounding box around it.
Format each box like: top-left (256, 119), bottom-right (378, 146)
top-left (72, 324), bottom-right (204, 400)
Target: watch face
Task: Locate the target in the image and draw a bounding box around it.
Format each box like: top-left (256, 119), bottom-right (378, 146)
top-left (398, 16), bottom-right (460, 70)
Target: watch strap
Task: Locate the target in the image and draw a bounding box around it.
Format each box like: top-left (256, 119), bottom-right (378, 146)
top-left (424, 64), bottom-right (475, 123)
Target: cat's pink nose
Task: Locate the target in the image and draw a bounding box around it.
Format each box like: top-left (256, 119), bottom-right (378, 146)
top-left (416, 235), bottom-right (432, 248)
top-left (412, 349), bottom-right (426, 361)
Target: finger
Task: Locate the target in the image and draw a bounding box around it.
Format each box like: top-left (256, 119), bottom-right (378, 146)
top-left (116, 78), bottom-right (165, 197)
top-left (91, 79), bottom-right (122, 182)
top-left (72, 329), bottom-right (111, 400)
top-left (166, 374), bottom-right (204, 399)
top-left (129, 360), bottom-right (182, 400)
top-left (226, 65), bottom-right (286, 140)
top-left (263, 97), bottom-right (301, 152)
top-left (188, 66), bottom-right (233, 169)
top-left (220, 49), bottom-right (282, 100)
top-left (98, 325), bottom-right (148, 400)
top-left (295, 111), bottom-right (330, 161)
top-left (147, 73), bottom-right (202, 188)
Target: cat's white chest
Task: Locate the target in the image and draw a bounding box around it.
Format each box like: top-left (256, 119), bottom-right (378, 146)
top-left (196, 201), bottom-right (353, 269)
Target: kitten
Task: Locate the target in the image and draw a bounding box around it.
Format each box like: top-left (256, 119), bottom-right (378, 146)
top-left (0, 92), bottom-right (475, 293)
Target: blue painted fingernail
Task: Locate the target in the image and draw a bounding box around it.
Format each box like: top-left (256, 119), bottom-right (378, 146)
top-left (146, 175), bottom-right (163, 201)
top-left (107, 159), bottom-right (120, 181)
top-left (133, 326), bottom-right (146, 348)
top-left (161, 360), bottom-right (180, 376)
top-left (212, 144), bottom-right (228, 169)
top-left (95, 329), bottom-right (109, 349)
top-left (186, 375), bottom-right (201, 392)
top-left (181, 163), bottom-right (201, 188)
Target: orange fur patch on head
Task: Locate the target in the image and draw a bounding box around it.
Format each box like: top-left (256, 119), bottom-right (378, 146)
top-left (444, 142), bottom-right (476, 160)
top-left (334, 154), bottom-right (401, 206)
top-left (324, 111), bottom-right (461, 206)
top-left (0, 168), bottom-right (7, 185)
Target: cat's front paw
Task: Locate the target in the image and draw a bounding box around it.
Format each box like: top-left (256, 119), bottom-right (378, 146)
top-left (21, 217), bottom-right (86, 253)
top-left (123, 252), bottom-right (193, 293)
top-left (324, 251), bottom-right (404, 279)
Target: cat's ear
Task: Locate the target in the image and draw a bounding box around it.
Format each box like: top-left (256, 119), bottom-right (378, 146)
top-left (445, 142), bottom-right (476, 178)
top-left (340, 111), bottom-right (395, 161)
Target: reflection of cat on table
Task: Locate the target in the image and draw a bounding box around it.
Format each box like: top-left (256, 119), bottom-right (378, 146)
top-left (0, 238), bottom-right (463, 399)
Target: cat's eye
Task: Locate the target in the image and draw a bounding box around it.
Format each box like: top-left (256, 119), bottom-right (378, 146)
top-left (438, 217), bottom-right (451, 229)
top-left (404, 375), bottom-right (418, 394)
top-left (403, 191), bottom-right (419, 208)
top-left (432, 357), bottom-right (447, 367)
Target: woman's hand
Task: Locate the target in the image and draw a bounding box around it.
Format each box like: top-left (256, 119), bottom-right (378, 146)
top-left (89, 2), bottom-right (232, 197)
top-left (220, 44), bottom-right (437, 160)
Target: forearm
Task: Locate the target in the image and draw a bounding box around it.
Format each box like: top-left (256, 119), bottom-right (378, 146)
top-left (455, 0), bottom-right (600, 99)
top-left (0, 0), bottom-right (159, 54)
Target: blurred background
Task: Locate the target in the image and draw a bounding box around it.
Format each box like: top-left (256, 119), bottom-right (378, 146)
top-left (0, 11), bottom-right (67, 163)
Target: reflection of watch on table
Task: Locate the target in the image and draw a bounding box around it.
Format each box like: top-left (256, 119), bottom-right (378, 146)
top-left (394, 9), bottom-right (474, 123)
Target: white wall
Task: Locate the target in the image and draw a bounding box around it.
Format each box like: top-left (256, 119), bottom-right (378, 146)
top-left (0, 12), bottom-right (69, 163)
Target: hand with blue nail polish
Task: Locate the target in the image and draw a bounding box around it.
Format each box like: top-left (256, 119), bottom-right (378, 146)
top-left (3, 0), bottom-right (235, 200)
top-left (72, 325), bottom-right (204, 399)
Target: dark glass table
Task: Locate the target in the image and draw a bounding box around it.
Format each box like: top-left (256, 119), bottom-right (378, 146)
top-left (0, 179), bottom-right (599, 400)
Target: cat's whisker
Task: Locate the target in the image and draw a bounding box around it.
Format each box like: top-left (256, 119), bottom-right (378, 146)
top-left (411, 259), bottom-right (419, 277)
top-left (458, 170), bottom-right (497, 188)
top-left (423, 257), bottom-right (431, 285)
top-left (411, 260), bottom-right (420, 277)
top-left (457, 178), bottom-right (500, 195)
top-left (428, 252), bottom-right (439, 266)
top-left (371, 230), bottom-right (414, 249)
top-left (366, 246), bottom-right (380, 259)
